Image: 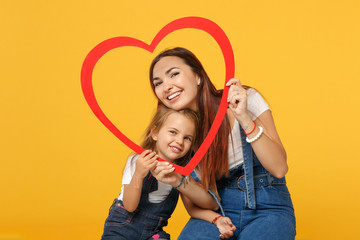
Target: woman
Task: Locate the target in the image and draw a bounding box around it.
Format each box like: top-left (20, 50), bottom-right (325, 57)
top-left (150, 47), bottom-right (296, 239)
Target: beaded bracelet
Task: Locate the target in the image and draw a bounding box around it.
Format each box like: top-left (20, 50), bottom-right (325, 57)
top-left (211, 215), bottom-right (223, 224)
top-left (174, 176), bottom-right (184, 189)
top-left (244, 121), bottom-right (256, 135)
top-left (246, 126), bottom-right (263, 143)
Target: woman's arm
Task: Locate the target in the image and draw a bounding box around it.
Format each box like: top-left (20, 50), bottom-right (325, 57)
top-left (122, 150), bottom-right (158, 212)
top-left (251, 109), bottom-right (288, 178)
top-left (181, 194), bottom-right (236, 239)
top-left (151, 162), bottom-right (218, 210)
top-left (227, 79), bottom-right (288, 178)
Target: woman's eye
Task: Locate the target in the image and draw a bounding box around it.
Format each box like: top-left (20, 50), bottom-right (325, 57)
top-left (154, 81), bottom-right (162, 87)
top-left (170, 72), bottom-right (179, 78)
top-left (185, 137), bottom-right (192, 142)
top-left (169, 130), bottom-right (176, 135)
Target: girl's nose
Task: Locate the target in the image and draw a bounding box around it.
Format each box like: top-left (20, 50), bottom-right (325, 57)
top-left (175, 137), bottom-right (184, 146)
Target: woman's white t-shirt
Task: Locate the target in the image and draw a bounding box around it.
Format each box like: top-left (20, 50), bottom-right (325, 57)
top-left (118, 155), bottom-right (173, 203)
top-left (227, 88), bottom-right (270, 169)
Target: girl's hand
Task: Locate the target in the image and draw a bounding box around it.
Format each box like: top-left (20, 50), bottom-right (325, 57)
top-left (151, 161), bottom-right (180, 187)
top-left (226, 78), bottom-right (251, 125)
top-left (134, 150), bottom-right (158, 179)
top-left (215, 216), bottom-right (237, 239)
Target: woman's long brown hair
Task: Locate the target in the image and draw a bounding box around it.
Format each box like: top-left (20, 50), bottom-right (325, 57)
top-left (149, 47), bottom-right (251, 191)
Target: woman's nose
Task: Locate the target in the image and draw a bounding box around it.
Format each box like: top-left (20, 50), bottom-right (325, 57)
top-left (164, 82), bottom-right (173, 91)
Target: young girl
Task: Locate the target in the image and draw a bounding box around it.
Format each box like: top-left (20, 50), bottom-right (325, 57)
top-left (101, 105), bottom-right (235, 240)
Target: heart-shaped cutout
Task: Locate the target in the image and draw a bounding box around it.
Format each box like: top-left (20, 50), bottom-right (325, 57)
top-left (81, 16), bottom-right (234, 176)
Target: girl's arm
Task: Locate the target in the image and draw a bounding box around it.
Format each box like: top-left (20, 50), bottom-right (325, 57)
top-left (122, 150), bottom-right (158, 212)
top-left (181, 194), bottom-right (236, 239)
top-left (151, 163), bottom-right (218, 210)
top-left (227, 78), bottom-right (288, 178)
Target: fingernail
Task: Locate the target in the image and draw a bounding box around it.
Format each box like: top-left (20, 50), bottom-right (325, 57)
top-left (227, 97), bottom-right (229, 102)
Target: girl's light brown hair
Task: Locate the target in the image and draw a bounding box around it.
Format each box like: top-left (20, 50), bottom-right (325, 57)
top-left (149, 47), bottom-right (251, 191)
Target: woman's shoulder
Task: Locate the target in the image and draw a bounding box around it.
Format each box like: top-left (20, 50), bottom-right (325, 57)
top-left (246, 88), bottom-right (267, 103)
top-left (246, 87), bottom-right (261, 97)
top-left (246, 88), bottom-right (270, 120)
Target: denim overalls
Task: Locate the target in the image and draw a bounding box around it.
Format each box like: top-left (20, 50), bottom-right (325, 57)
top-left (178, 125), bottom-right (296, 240)
top-left (101, 173), bottom-right (179, 240)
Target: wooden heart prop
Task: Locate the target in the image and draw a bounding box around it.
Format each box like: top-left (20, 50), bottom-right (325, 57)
top-left (81, 16), bottom-right (234, 176)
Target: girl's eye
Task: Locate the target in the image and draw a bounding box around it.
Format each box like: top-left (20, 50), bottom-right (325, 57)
top-left (170, 72), bottom-right (179, 78)
top-left (185, 137), bottom-right (192, 142)
top-left (154, 81), bottom-right (162, 87)
top-left (169, 130), bottom-right (176, 135)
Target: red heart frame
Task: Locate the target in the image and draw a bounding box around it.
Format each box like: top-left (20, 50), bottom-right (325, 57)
top-left (81, 16), bottom-right (234, 176)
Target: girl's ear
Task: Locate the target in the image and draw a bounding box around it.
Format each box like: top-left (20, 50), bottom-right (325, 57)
top-left (152, 133), bottom-right (158, 141)
top-left (151, 126), bottom-right (158, 141)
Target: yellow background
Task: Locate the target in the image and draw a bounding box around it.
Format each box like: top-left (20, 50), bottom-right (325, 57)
top-left (1, 0), bottom-right (359, 239)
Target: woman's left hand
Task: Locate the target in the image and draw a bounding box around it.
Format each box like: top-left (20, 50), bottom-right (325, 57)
top-left (226, 78), bottom-right (249, 122)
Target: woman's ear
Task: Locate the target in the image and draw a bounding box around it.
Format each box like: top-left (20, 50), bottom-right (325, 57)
top-left (196, 75), bottom-right (201, 86)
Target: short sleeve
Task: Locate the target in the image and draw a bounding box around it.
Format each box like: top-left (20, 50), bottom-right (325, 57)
top-left (118, 155), bottom-right (138, 201)
top-left (247, 88), bottom-right (270, 120)
top-left (121, 155), bottom-right (138, 185)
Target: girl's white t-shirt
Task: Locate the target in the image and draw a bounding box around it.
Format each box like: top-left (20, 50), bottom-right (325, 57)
top-left (227, 88), bottom-right (270, 169)
top-left (118, 155), bottom-right (173, 203)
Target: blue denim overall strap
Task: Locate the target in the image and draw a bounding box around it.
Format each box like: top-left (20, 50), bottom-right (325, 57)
top-left (190, 122), bottom-right (279, 211)
top-left (240, 125), bottom-right (257, 209)
top-left (190, 170), bottom-right (225, 216)
top-left (215, 124), bottom-right (273, 210)
top-left (137, 172), bottom-right (179, 219)
top-left (239, 124), bottom-right (288, 209)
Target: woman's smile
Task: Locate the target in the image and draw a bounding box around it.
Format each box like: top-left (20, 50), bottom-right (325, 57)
top-left (167, 91), bottom-right (182, 101)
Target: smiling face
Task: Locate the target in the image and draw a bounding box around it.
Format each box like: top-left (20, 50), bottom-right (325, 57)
top-left (152, 112), bottom-right (195, 162)
top-left (152, 56), bottom-right (200, 111)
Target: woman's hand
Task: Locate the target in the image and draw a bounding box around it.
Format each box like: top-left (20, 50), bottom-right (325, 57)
top-left (151, 161), bottom-right (181, 187)
top-left (215, 216), bottom-right (237, 239)
top-left (226, 78), bottom-right (252, 127)
top-left (134, 150), bottom-right (158, 179)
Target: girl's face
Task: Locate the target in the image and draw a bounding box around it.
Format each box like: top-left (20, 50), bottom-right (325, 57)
top-left (152, 112), bottom-right (195, 162)
top-left (152, 56), bottom-right (200, 111)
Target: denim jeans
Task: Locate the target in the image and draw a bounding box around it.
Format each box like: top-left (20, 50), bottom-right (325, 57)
top-left (178, 167), bottom-right (296, 240)
top-left (101, 199), bottom-right (173, 240)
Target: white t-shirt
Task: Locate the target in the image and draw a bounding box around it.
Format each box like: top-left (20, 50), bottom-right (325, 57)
top-left (118, 155), bottom-right (173, 203)
top-left (227, 88), bottom-right (270, 169)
